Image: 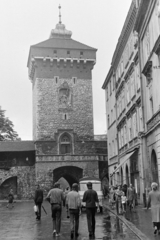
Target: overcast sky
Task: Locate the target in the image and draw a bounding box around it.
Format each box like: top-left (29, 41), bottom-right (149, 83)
top-left (0, 0), bottom-right (131, 140)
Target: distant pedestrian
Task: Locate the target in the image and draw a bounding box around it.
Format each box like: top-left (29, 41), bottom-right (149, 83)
top-left (6, 189), bottom-right (14, 208)
top-left (147, 182), bottom-right (160, 235)
top-left (121, 191), bottom-right (127, 213)
top-left (109, 186), bottom-right (116, 210)
top-left (66, 183), bottom-right (81, 239)
top-left (46, 182), bottom-right (64, 237)
top-left (127, 184), bottom-right (136, 212)
top-left (115, 185), bottom-right (123, 215)
top-left (82, 182), bottom-right (100, 238)
top-left (64, 186), bottom-right (70, 206)
top-left (34, 184), bottom-right (43, 220)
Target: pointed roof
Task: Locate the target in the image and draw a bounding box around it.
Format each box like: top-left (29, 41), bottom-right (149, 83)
top-left (31, 37), bottom-right (97, 51)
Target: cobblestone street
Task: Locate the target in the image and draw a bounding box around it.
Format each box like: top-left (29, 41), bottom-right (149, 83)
top-left (0, 201), bottom-right (140, 240)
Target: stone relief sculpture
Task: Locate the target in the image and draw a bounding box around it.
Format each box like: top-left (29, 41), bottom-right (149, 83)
top-left (58, 82), bottom-right (72, 109)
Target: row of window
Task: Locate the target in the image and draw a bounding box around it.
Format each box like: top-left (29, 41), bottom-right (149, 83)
top-left (115, 32), bottom-right (135, 83)
top-left (54, 76), bottom-right (77, 84)
top-left (109, 138), bottom-right (118, 158)
top-left (53, 50), bottom-right (84, 56)
top-left (117, 64), bottom-right (140, 118)
top-left (118, 107), bottom-right (143, 149)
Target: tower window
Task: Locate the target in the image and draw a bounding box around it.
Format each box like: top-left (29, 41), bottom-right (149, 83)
top-left (80, 51), bottom-right (83, 55)
top-left (54, 50), bottom-right (57, 54)
top-left (55, 76), bottom-right (59, 83)
top-left (67, 50), bottom-right (70, 55)
top-left (60, 134), bottom-right (72, 154)
top-left (72, 77), bottom-right (77, 84)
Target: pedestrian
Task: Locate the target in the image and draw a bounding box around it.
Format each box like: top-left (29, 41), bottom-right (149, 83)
top-left (121, 191), bottom-right (127, 213)
top-left (82, 182), bottom-right (100, 238)
top-left (127, 184), bottom-right (136, 212)
top-left (6, 189), bottom-right (14, 208)
top-left (34, 184), bottom-right (43, 220)
top-left (64, 186), bottom-right (70, 206)
top-left (115, 185), bottom-right (123, 215)
top-left (109, 186), bottom-right (115, 210)
top-left (66, 183), bottom-right (81, 239)
top-left (46, 182), bottom-right (64, 237)
top-left (147, 182), bottom-right (160, 235)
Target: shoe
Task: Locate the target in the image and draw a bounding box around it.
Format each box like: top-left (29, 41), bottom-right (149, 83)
top-left (89, 232), bottom-right (93, 238)
top-left (71, 232), bottom-right (74, 239)
top-left (154, 227), bottom-right (157, 234)
top-left (53, 230), bottom-right (56, 236)
top-left (56, 233), bottom-right (60, 237)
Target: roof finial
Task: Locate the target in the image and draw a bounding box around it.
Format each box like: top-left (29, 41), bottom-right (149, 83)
top-left (58, 4), bottom-right (62, 24)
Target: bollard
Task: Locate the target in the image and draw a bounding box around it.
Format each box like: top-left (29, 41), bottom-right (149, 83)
top-left (143, 192), bottom-right (146, 208)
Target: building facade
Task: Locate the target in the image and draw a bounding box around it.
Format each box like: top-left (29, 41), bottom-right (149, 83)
top-left (135, 0), bottom-right (160, 190)
top-left (102, 68), bottom-right (118, 186)
top-left (103, 0), bottom-right (145, 201)
top-left (27, 11), bottom-right (108, 191)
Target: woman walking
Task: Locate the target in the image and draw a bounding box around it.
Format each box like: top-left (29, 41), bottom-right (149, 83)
top-left (115, 185), bottom-right (123, 215)
top-left (147, 182), bottom-right (160, 235)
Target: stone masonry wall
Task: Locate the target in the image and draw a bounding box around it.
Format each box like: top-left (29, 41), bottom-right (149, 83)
top-left (33, 77), bottom-right (94, 141)
top-left (35, 157), bottom-right (99, 192)
top-left (0, 166), bottom-right (35, 199)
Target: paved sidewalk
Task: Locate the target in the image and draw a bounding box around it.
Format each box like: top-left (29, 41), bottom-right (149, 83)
top-left (103, 199), bottom-right (158, 240)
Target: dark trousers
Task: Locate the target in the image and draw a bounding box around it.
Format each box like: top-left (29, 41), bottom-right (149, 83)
top-left (69, 209), bottom-right (79, 234)
top-left (36, 203), bottom-right (42, 219)
top-left (153, 222), bottom-right (160, 230)
top-left (86, 207), bottom-right (96, 234)
top-left (51, 204), bottom-right (62, 234)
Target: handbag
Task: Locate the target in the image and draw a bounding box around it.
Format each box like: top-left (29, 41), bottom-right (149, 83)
top-left (34, 205), bottom-right (38, 212)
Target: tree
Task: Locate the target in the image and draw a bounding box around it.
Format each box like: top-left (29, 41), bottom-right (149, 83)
top-left (0, 106), bottom-right (20, 141)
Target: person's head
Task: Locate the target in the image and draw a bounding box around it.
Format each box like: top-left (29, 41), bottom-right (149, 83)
top-left (130, 184), bottom-right (132, 188)
top-left (151, 182), bottom-right (158, 191)
top-left (118, 185), bottom-right (121, 190)
top-left (72, 183), bottom-right (78, 191)
top-left (54, 182), bottom-right (60, 189)
top-left (10, 189), bottom-right (13, 193)
top-left (122, 191), bottom-right (125, 196)
top-left (87, 182), bottom-right (92, 189)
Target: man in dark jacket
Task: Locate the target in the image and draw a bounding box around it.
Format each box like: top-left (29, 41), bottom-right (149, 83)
top-left (34, 184), bottom-right (43, 220)
top-left (83, 182), bottom-right (100, 238)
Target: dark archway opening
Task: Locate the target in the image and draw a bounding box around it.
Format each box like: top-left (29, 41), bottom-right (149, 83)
top-left (0, 176), bottom-right (17, 199)
top-left (53, 166), bottom-right (83, 189)
top-left (151, 149), bottom-right (159, 184)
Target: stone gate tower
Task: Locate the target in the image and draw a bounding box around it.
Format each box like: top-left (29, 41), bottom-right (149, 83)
top-left (27, 7), bottom-right (102, 189)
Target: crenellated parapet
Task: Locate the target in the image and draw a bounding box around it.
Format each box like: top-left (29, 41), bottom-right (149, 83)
top-left (28, 57), bottom-right (96, 81)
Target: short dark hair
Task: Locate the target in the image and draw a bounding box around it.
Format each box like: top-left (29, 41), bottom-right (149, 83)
top-left (72, 183), bottom-right (78, 190)
top-left (87, 182), bottom-right (92, 188)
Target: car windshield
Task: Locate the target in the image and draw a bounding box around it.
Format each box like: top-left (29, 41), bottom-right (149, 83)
top-left (79, 182), bottom-right (101, 191)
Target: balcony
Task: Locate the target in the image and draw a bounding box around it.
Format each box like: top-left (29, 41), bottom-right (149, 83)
top-left (147, 109), bottom-right (160, 132)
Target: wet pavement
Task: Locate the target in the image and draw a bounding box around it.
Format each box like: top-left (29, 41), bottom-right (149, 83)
top-left (0, 201), bottom-right (140, 240)
top-left (125, 205), bottom-right (160, 240)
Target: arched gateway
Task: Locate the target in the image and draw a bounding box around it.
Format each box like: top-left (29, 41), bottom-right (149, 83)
top-left (53, 166), bottom-right (83, 187)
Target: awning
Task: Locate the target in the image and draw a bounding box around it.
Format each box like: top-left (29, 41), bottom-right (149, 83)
top-left (112, 150), bottom-right (136, 175)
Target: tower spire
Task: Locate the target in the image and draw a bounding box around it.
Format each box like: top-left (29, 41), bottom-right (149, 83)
top-left (59, 4), bottom-right (62, 24)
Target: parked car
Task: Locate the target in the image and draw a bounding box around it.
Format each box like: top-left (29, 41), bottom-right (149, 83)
top-left (79, 177), bottom-right (103, 212)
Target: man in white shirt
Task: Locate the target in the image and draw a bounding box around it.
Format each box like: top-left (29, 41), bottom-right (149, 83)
top-left (66, 183), bottom-right (81, 239)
